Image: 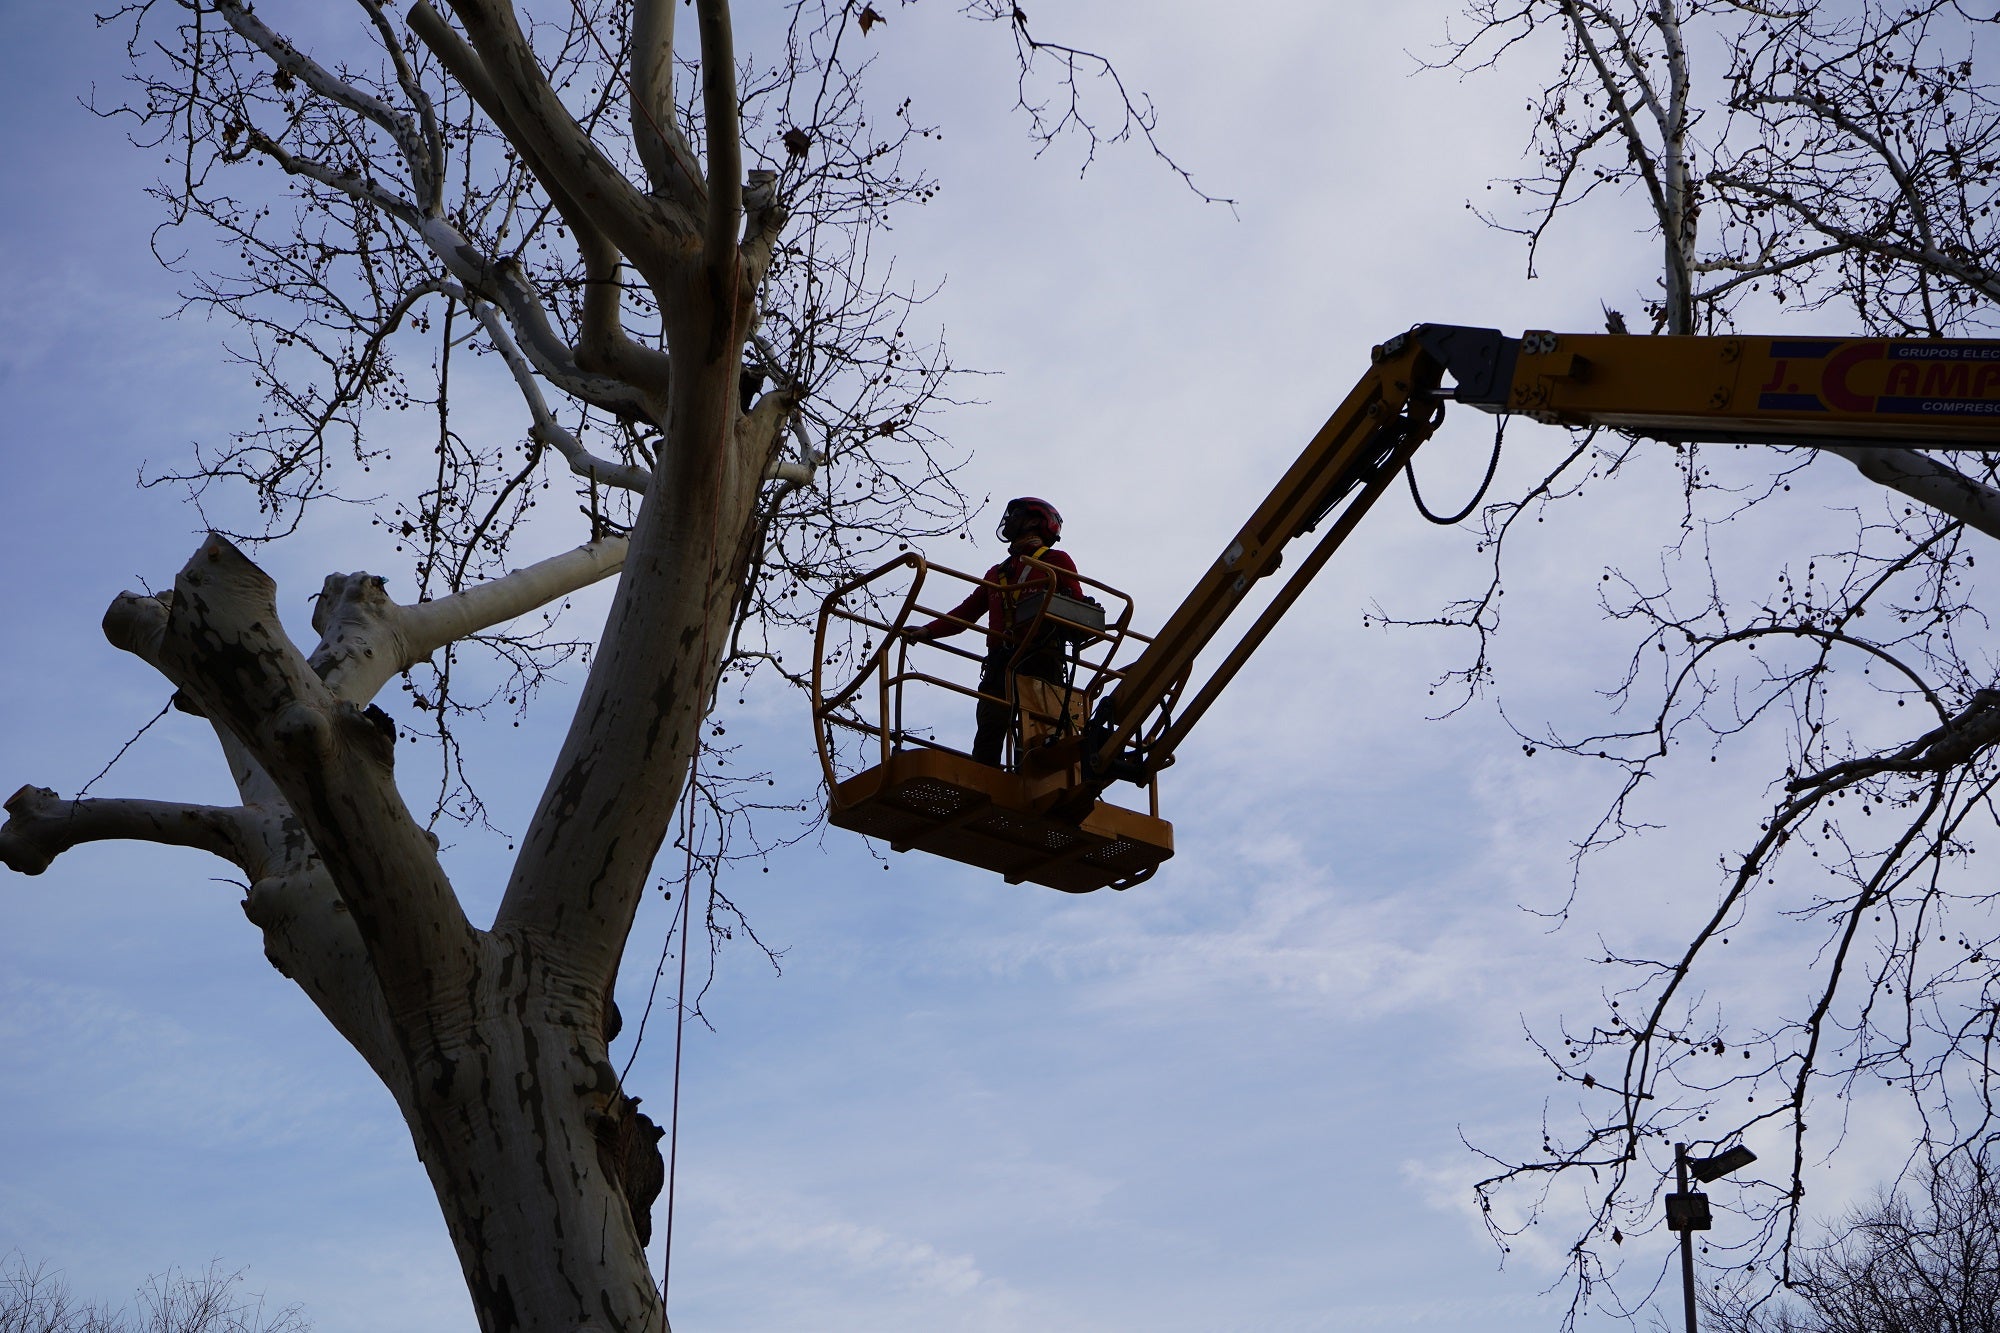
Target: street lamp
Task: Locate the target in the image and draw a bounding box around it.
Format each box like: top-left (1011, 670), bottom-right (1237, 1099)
top-left (1665, 1142), bottom-right (1758, 1333)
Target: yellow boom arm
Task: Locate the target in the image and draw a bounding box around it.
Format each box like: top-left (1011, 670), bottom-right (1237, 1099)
top-left (1081, 325), bottom-right (2000, 791)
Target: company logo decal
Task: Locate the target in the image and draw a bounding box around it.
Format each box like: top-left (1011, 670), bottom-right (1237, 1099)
top-left (1757, 340), bottom-right (2000, 418)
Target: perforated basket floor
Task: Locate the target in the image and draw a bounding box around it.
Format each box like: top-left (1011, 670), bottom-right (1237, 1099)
top-left (829, 749), bottom-right (1173, 893)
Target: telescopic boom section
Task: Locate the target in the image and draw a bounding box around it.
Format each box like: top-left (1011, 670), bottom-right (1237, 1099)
top-left (1085, 324), bottom-right (2000, 793)
top-left (1455, 324), bottom-right (2000, 445)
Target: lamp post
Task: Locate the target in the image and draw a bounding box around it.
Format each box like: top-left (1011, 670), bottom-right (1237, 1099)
top-left (1664, 1143), bottom-right (1758, 1333)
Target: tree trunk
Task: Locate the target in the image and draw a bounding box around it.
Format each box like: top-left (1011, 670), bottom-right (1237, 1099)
top-left (400, 929), bottom-right (665, 1333)
top-left (63, 532), bottom-right (694, 1333)
top-left (0, 3), bottom-right (803, 1323)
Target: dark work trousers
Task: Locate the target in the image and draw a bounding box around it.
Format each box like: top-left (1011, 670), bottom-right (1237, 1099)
top-left (973, 639), bottom-right (1065, 766)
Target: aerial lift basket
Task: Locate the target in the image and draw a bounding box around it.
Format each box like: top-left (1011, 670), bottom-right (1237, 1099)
top-left (812, 554), bottom-right (1174, 892)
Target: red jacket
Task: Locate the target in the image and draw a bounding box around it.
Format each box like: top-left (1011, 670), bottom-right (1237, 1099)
top-left (921, 545), bottom-right (1083, 649)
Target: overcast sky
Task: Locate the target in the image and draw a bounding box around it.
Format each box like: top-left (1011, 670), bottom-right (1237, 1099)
top-left (0, 3), bottom-right (1944, 1331)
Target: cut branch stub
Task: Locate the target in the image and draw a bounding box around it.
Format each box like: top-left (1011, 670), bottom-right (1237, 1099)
top-left (0, 786), bottom-right (62, 875)
top-left (310, 571), bottom-right (411, 701)
top-left (102, 589), bottom-right (171, 669)
top-left (140, 535), bottom-right (477, 1025)
top-left (160, 538), bottom-right (336, 757)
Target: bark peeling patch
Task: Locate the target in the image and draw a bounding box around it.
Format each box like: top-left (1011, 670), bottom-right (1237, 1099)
top-left (639, 670), bottom-right (681, 765)
top-left (548, 755), bottom-right (599, 824)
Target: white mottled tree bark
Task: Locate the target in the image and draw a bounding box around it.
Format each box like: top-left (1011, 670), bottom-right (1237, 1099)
top-left (5, 534), bottom-right (671, 1328)
top-left (1817, 445), bottom-right (2000, 543)
top-left (0, 0), bottom-right (935, 1324)
top-left (1, 2), bottom-right (786, 1319)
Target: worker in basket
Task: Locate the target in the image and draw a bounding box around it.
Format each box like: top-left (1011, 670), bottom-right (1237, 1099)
top-left (909, 496), bottom-right (1088, 766)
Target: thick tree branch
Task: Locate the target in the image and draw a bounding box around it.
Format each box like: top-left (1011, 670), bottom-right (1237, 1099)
top-left (740, 168), bottom-right (790, 291)
top-left (236, 91), bottom-right (658, 425)
top-left (1788, 689), bottom-right (2000, 795)
top-left (1817, 447), bottom-right (2000, 543)
top-left (243, 127), bottom-right (424, 226)
top-left (1740, 89), bottom-right (1942, 257)
top-left (402, 0), bottom-right (610, 253)
top-left (359, 0), bottom-right (447, 212)
top-left (241, 860), bottom-right (406, 1093)
top-left (415, 224), bottom-right (660, 421)
top-left (1690, 240), bottom-right (1849, 303)
top-left (1709, 174), bottom-right (2000, 302)
top-left (434, 0), bottom-right (691, 281)
top-left (400, 540), bottom-right (629, 662)
top-left (737, 382), bottom-right (800, 478)
top-left (215, 0), bottom-right (438, 203)
top-left (94, 592), bottom-right (292, 812)
top-left (694, 0), bottom-right (744, 275)
top-left (0, 786), bottom-right (259, 877)
top-left (1569, 0), bottom-right (1671, 129)
top-left (629, 0), bottom-right (705, 206)
top-left (106, 536), bottom-right (476, 1024)
top-left (574, 232), bottom-right (675, 397)
top-left (1559, 1), bottom-right (1680, 316)
top-left (1654, 0), bottom-right (1694, 328)
top-left (0, 782), bottom-right (403, 1088)
top-left (448, 293), bottom-right (654, 489)
top-left (310, 538), bottom-right (630, 704)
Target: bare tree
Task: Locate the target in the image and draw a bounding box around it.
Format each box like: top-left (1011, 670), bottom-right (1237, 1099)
top-left (1402, 1), bottom-right (2000, 1325)
top-left (0, 1256), bottom-right (307, 1333)
top-left (1437, 0), bottom-right (2000, 532)
top-left (0, 2), bottom-right (1206, 1329)
top-left (1704, 1153), bottom-right (2000, 1333)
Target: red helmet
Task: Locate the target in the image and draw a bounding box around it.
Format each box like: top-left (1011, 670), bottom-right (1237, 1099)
top-left (998, 496), bottom-right (1063, 544)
